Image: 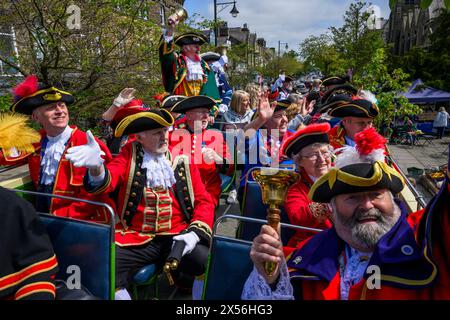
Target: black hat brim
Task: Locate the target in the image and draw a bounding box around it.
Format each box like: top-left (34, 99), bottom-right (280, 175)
top-left (319, 94), bottom-right (352, 113)
top-left (321, 84), bottom-right (357, 104)
top-left (309, 161), bottom-right (405, 203)
top-left (322, 75), bottom-right (350, 87)
top-left (114, 109), bottom-right (174, 137)
top-left (328, 99), bottom-right (379, 118)
top-left (285, 134), bottom-right (329, 158)
top-left (174, 33), bottom-right (208, 46)
top-left (170, 95), bottom-right (216, 114)
top-left (161, 95), bottom-right (187, 110)
top-left (11, 87), bottom-right (74, 115)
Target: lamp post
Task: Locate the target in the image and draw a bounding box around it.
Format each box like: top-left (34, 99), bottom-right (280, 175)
top-left (214, 0), bottom-right (239, 46)
top-left (278, 41), bottom-right (288, 57)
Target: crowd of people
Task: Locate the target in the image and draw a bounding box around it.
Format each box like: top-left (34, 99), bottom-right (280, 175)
top-left (0, 11), bottom-right (449, 301)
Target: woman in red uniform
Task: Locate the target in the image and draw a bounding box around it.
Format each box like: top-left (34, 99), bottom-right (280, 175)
top-left (281, 123), bottom-right (334, 247)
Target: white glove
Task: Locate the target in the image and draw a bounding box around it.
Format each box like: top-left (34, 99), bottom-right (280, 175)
top-left (113, 88), bottom-right (135, 108)
top-left (172, 231), bottom-right (200, 257)
top-left (65, 130), bottom-right (105, 169)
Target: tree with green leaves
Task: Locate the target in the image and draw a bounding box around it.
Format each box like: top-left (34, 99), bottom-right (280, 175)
top-left (353, 47), bottom-right (421, 131)
top-left (299, 34), bottom-right (345, 76)
top-left (329, 0), bottom-right (385, 76)
top-left (0, 0), bottom-right (184, 131)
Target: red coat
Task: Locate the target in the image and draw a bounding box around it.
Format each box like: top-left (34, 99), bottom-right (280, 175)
top-left (1, 126), bottom-right (114, 223)
top-left (286, 202), bottom-right (450, 300)
top-left (284, 169), bottom-right (332, 247)
top-left (86, 141), bottom-right (215, 247)
top-left (169, 128), bottom-right (233, 207)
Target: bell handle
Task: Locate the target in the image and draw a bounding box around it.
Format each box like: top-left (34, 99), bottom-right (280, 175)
top-left (265, 206), bottom-right (281, 277)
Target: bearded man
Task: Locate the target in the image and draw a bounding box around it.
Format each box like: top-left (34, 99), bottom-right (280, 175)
top-left (242, 129), bottom-right (450, 300)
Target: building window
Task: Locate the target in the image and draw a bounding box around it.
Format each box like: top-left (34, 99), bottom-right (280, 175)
top-left (0, 26), bottom-right (19, 76)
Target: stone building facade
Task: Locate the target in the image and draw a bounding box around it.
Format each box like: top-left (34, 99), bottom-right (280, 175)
top-left (385, 0), bottom-right (446, 55)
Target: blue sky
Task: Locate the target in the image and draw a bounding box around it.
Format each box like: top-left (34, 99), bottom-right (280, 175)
top-left (184, 0), bottom-right (391, 51)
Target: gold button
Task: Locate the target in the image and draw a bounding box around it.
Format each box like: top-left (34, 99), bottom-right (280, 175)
top-left (181, 177), bottom-right (186, 181)
top-left (128, 202), bottom-right (133, 207)
top-left (133, 181), bottom-right (140, 187)
top-left (125, 211), bottom-right (130, 216)
top-left (180, 168), bottom-right (185, 172)
top-left (187, 207), bottom-right (192, 211)
top-left (131, 192), bottom-right (136, 197)
top-left (183, 187), bottom-right (188, 191)
top-left (136, 172), bottom-right (141, 176)
top-left (184, 197), bottom-right (189, 201)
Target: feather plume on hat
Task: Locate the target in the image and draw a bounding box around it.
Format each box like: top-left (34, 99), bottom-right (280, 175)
top-left (334, 127), bottom-right (386, 169)
top-left (0, 113), bottom-right (40, 157)
top-left (357, 89), bottom-right (378, 105)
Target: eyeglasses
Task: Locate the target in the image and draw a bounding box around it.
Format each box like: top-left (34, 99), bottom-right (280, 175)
top-left (300, 150), bottom-right (332, 161)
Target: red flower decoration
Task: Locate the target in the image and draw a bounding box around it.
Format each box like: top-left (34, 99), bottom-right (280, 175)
top-left (355, 127), bottom-right (386, 156)
top-left (13, 75), bottom-right (39, 99)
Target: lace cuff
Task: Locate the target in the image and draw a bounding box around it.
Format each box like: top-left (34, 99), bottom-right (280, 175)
top-left (241, 260), bottom-right (294, 300)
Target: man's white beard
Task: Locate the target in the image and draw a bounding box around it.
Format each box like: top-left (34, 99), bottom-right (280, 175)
top-left (141, 152), bottom-right (176, 189)
top-left (332, 199), bottom-right (401, 250)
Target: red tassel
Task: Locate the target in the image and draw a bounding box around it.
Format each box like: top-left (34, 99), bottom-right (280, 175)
top-left (355, 127), bottom-right (386, 156)
top-left (13, 75), bottom-right (39, 99)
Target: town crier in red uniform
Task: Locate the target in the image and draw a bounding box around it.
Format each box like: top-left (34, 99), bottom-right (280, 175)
top-left (327, 98), bottom-right (378, 149)
top-left (281, 123), bottom-right (334, 247)
top-left (242, 128), bottom-right (450, 300)
top-left (0, 75), bottom-right (114, 223)
top-left (169, 95), bottom-right (233, 207)
top-left (65, 108), bottom-right (215, 300)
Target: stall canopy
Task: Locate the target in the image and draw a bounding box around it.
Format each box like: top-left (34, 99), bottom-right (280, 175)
top-left (402, 79), bottom-right (450, 103)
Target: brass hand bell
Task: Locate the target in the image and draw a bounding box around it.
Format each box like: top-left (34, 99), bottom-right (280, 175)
top-left (252, 168), bottom-right (299, 277)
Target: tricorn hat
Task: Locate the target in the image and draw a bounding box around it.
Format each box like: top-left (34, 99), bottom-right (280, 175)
top-left (11, 75), bottom-right (74, 115)
top-left (308, 127), bottom-right (403, 203)
top-left (114, 109), bottom-right (174, 138)
top-left (327, 98), bottom-right (379, 119)
top-left (110, 99), bottom-right (148, 131)
top-left (170, 95), bottom-right (216, 114)
top-left (321, 75), bottom-right (350, 87)
top-left (174, 32), bottom-right (208, 46)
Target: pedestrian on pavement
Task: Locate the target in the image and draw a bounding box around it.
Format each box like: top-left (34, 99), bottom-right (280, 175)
top-left (433, 107), bottom-right (450, 139)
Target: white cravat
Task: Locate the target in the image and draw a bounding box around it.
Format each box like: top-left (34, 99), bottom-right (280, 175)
top-left (40, 126), bottom-right (73, 185)
top-left (185, 56), bottom-right (204, 81)
top-left (141, 152), bottom-right (176, 189)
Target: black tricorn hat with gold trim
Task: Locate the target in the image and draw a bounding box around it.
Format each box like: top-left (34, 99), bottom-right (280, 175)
top-left (161, 95), bottom-right (187, 110)
top-left (321, 84), bottom-right (358, 105)
top-left (321, 75), bottom-right (350, 87)
top-left (328, 98), bottom-right (379, 119)
top-left (308, 161), bottom-right (404, 203)
top-left (114, 109), bottom-right (174, 138)
top-left (308, 127), bottom-right (403, 203)
top-left (174, 32), bottom-right (208, 46)
top-left (10, 75), bottom-right (74, 115)
top-left (319, 94), bottom-right (352, 113)
top-left (170, 95), bottom-right (215, 114)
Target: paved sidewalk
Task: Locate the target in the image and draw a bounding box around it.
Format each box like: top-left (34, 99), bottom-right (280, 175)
top-left (387, 136), bottom-right (449, 203)
top-left (387, 137), bottom-right (449, 170)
